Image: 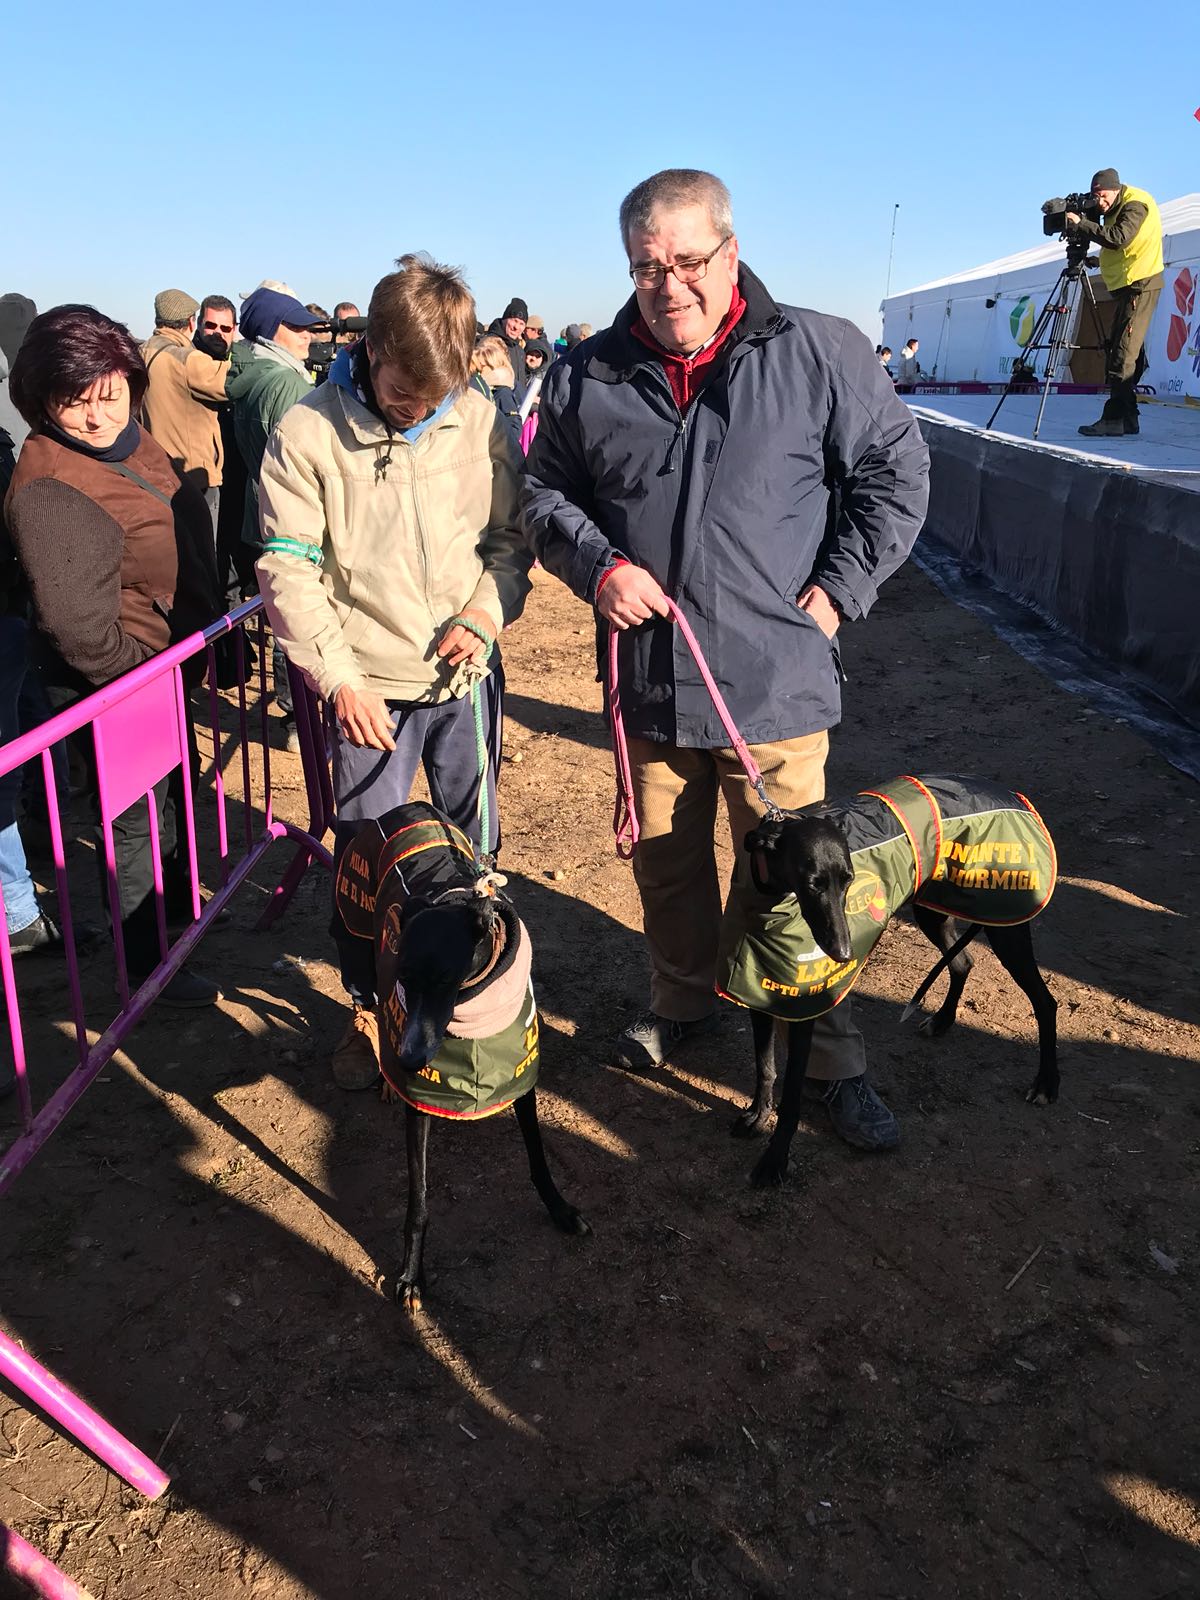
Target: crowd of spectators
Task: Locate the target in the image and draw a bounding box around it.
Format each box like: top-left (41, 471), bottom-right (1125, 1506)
top-left (0, 277), bottom-right (593, 1028)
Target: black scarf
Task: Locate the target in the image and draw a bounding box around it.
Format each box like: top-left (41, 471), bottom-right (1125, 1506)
top-left (193, 329), bottom-right (232, 363)
top-left (42, 414), bottom-right (141, 463)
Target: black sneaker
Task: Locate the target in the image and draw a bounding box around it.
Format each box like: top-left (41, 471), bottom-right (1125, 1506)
top-left (9, 912), bottom-right (104, 959)
top-left (804, 1074), bottom-right (900, 1150)
top-left (611, 1010), bottom-right (717, 1071)
top-left (129, 965), bottom-right (221, 1008)
top-left (166, 895), bottom-right (233, 934)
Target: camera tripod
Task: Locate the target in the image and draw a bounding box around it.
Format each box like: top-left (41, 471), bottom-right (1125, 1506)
top-left (986, 247), bottom-right (1108, 438)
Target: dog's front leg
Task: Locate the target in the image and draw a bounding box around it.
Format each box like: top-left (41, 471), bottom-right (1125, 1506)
top-left (750, 1021), bottom-right (815, 1187)
top-left (514, 1089), bottom-right (591, 1236)
top-left (397, 1106), bottom-right (430, 1313)
top-left (731, 1010), bottom-right (778, 1137)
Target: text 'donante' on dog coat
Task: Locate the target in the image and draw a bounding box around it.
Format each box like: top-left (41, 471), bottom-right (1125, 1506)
top-left (335, 802), bottom-right (541, 1119)
top-left (717, 775), bottom-right (1057, 1022)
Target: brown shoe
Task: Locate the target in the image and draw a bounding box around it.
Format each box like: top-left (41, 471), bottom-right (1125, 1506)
top-left (331, 1004), bottom-right (381, 1090)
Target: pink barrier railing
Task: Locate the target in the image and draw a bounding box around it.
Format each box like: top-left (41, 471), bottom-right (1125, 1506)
top-left (0, 599), bottom-right (333, 1598)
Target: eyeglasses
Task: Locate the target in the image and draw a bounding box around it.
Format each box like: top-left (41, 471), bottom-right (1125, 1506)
top-left (202, 320), bottom-right (235, 334)
top-left (629, 236), bottom-right (731, 291)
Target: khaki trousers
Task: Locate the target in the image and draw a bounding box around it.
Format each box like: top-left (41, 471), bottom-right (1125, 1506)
top-left (628, 731), bottom-right (866, 1083)
top-left (1101, 278), bottom-right (1161, 427)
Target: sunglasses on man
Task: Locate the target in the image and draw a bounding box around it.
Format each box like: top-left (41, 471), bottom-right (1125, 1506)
top-left (202, 318), bottom-right (236, 334)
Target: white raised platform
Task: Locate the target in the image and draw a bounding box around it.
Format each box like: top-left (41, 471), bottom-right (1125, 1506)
top-left (908, 394), bottom-right (1200, 484)
top-left (909, 397), bottom-right (1200, 729)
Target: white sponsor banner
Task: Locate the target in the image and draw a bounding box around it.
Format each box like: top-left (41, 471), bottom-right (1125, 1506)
top-left (1143, 259), bottom-right (1200, 401)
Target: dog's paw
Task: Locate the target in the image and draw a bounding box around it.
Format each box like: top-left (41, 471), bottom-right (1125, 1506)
top-left (395, 1278), bottom-right (424, 1315)
top-left (1024, 1080), bottom-right (1058, 1107)
top-left (555, 1206), bottom-right (592, 1237)
top-left (916, 1012), bottom-right (953, 1038)
top-left (749, 1148), bottom-right (789, 1188)
top-left (731, 1105), bottom-right (772, 1139)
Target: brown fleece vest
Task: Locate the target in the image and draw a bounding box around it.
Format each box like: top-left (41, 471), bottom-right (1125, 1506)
top-left (7, 428), bottom-right (180, 656)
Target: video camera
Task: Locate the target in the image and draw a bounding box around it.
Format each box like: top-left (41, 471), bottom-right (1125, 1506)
top-left (306, 315), bottom-right (368, 381)
top-left (1040, 192), bottom-right (1103, 272)
top-left (1041, 192), bottom-right (1102, 238)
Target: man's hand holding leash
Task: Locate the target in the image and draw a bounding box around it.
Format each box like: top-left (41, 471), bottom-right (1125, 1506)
top-left (438, 607), bottom-right (496, 667)
top-left (335, 607), bottom-right (498, 750)
top-left (597, 563), bottom-right (671, 630)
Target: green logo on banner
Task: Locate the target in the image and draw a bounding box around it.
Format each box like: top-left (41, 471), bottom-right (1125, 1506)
top-left (1010, 296), bottom-right (1035, 347)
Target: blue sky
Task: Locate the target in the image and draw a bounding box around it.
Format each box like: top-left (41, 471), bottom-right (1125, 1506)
top-left (5, 0), bottom-right (1196, 343)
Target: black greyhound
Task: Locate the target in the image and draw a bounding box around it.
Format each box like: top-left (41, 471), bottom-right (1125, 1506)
top-left (720, 776), bottom-right (1059, 1188)
top-left (336, 803), bottom-right (589, 1311)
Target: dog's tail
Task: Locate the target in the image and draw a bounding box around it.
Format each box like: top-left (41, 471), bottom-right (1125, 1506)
top-left (901, 923), bottom-right (983, 1022)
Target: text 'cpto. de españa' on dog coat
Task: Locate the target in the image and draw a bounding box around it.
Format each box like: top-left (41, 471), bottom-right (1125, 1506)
top-left (717, 775), bottom-right (1057, 1023)
top-left (335, 803), bottom-right (540, 1119)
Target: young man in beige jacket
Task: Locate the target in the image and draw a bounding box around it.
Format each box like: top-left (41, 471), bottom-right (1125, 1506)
top-left (256, 255), bottom-right (532, 1089)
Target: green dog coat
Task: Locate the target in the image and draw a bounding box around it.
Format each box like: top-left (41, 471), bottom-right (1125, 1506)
top-left (717, 775), bottom-right (1057, 1023)
top-left (336, 802), bottom-right (540, 1120)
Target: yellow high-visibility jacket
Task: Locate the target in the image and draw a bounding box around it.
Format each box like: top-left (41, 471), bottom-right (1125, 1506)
top-left (1091, 184), bottom-right (1164, 292)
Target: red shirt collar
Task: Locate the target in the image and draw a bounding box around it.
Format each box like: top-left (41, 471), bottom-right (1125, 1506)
top-left (631, 284), bottom-right (748, 411)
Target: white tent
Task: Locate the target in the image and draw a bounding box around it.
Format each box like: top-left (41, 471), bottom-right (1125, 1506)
top-left (881, 195), bottom-right (1200, 400)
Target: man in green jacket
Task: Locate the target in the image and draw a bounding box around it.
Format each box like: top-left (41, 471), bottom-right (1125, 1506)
top-left (227, 287), bottom-right (323, 746)
top-left (227, 287), bottom-right (323, 552)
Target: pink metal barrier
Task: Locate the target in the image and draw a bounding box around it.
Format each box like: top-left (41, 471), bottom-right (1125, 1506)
top-left (0, 599), bottom-right (333, 1598)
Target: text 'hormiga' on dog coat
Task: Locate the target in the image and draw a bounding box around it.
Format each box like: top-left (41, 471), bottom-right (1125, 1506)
top-left (716, 775), bottom-right (1057, 1023)
top-left (335, 801), bottom-right (540, 1120)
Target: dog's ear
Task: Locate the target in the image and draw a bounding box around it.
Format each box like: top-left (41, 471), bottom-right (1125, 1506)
top-left (746, 817), bottom-right (785, 854)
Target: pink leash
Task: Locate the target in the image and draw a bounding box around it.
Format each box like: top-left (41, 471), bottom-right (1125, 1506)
top-left (607, 598), bottom-right (776, 858)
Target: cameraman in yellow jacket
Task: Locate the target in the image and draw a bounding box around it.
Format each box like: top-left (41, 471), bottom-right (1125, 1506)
top-left (1068, 167), bottom-right (1163, 438)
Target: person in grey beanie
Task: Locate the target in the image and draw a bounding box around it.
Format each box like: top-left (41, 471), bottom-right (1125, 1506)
top-left (1067, 169), bottom-right (1164, 437)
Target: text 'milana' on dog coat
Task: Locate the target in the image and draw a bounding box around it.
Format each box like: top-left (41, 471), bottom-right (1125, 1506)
top-left (717, 775), bottom-right (1057, 1023)
top-left (335, 801), bottom-right (540, 1120)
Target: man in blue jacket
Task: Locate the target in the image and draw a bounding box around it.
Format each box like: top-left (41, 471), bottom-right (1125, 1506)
top-left (521, 168), bottom-right (929, 1150)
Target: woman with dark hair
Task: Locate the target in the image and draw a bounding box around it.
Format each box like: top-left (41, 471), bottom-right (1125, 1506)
top-left (3, 304), bottom-right (222, 1004)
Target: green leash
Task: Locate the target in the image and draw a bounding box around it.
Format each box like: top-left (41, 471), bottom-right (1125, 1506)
top-left (448, 615), bottom-right (496, 862)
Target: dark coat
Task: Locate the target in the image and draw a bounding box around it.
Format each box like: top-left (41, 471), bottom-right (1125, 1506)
top-left (519, 266), bottom-right (930, 747)
top-left (485, 319), bottom-right (528, 404)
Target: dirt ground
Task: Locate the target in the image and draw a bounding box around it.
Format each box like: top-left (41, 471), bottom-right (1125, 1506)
top-left (1, 563), bottom-right (1198, 1600)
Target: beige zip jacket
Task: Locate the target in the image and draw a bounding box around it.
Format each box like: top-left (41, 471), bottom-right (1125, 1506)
top-left (255, 378), bottom-right (531, 704)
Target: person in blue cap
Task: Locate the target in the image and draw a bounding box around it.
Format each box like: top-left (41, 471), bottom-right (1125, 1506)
top-left (227, 287), bottom-right (324, 747)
